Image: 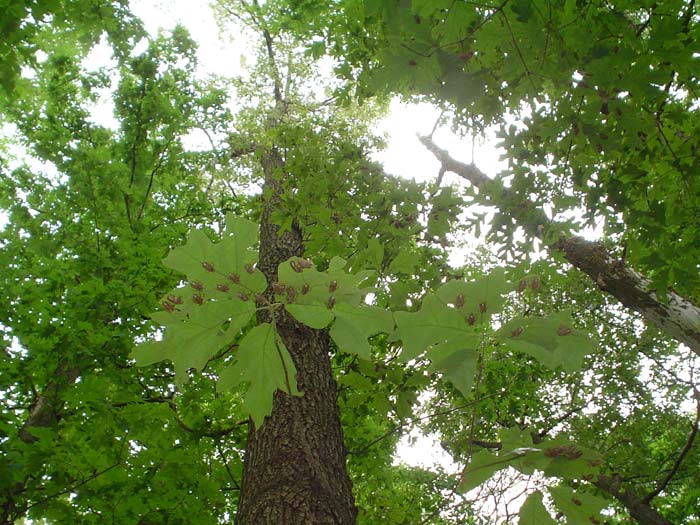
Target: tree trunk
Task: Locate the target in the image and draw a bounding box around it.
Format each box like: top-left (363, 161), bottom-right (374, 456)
top-left (234, 147), bottom-right (357, 524)
top-left (17, 365), bottom-right (80, 443)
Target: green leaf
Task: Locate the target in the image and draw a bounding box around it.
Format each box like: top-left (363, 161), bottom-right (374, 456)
top-left (519, 491), bottom-right (556, 525)
top-left (499, 426), bottom-right (531, 451)
top-left (535, 439), bottom-right (603, 479)
top-left (225, 215), bottom-right (258, 249)
top-left (162, 216), bottom-right (266, 293)
top-left (388, 249), bottom-right (420, 274)
top-left (388, 280), bottom-right (421, 309)
top-left (367, 237), bottom-right (384, 270)
top-left (497, 428), bottom-right (603, 479)
top-left (218, 323), bottom-right (301, 428)
top-left (277, 258), bottom-right (329, 303)
top-left (395, 389), bottom-right (417, 419)
top-left (549, 486), bottom-right (607, 525)
top-left (131, 297), bottom-right (255, 384)
top-left (329, 303), bottom-right (394, 360)
top-left (437, 53), bottom-right (486, 107)
top-left (427, 187), bottom-right (460, 241)
top-left (427, 337), bottom-right (480, 397)
top-left (337, 369), bottom-right (374, 390)
top-left (131, 214), bottom-right (265, 384)
top-left (497, 310), bottom-right (595, 372)
top-left (286, 302), bottom-right (335, 329)
top-left (392, 293), bottom-right (469, 362)
top-left (326, 256), bottom-right (375, 305)
top-left (458, 450), bottom-right (511, 493)
top-left (278, 256), bottom-right (374, 308)
top-left (279, 257), bottom-right (392, 353)
top-left (435, 268), bottom-right (510, 322)
top-left (509, 0), bottom-right (533, 22)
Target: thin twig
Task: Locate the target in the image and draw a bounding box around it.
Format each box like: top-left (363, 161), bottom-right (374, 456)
top-left (216, 442), bottom-right (242, 491)
top-left (644, 391), bottom-right (700, 503)
top-left (347, 392), bottom-right (501, 456)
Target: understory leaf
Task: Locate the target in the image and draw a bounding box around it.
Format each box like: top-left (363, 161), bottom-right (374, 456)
top-left (497, 310), bottom-right (595, 372)
top-left (549, 486), bottom-right (607, 525)
top-left (217, 323), bottom-right (301, 428)
top-left (388, 249), bottom-right (421, 274)
top-left (280, 256), bottom-right (390, 359)
top-left (518, 491), bottom-right (556, 525)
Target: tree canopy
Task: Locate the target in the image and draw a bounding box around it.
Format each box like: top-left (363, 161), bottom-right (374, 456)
top-left (1, 1), bottom-right (699, 524)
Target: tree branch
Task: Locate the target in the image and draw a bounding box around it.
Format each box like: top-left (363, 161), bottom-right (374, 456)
top-left (124, 80), bottom-right (148, 226)
top-left (24, 460), bottom-right (123, 514)
top-left (18, 365), bottom-right (80, 444)
top-left (167, 401), bottom-right (245, 438)
top-left (136, 137), bottom-right (174, 221)
top-left (250, 0), bottom-right (284, 106)
top-left (216, 442), bottom-right (241, 491)
top-left (533, 405), bottom-right (586, 442)
top-left (595, 475), bottom-right (672, 525)
top-left (644, 392), bottom-right (700, 503)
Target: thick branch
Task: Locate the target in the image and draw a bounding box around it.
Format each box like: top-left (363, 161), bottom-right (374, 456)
top-left (420, 135), bottom-right (700, 357)
top-left (557, 237), bottom-right (700, 357)
top-left (595, 475), bottom-right (672, 525)
top-left (18, 366), bottom-right (80, 443)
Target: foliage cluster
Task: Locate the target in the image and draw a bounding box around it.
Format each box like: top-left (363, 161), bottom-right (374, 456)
top-left (1, 1), bottom-right (699, 524)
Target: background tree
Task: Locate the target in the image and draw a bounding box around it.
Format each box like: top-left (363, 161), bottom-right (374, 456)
top-left (0, 11), bottom-right (245, 524)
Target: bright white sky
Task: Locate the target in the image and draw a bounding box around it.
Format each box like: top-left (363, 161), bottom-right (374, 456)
top-left (128, 0), bottom-right (507, 187)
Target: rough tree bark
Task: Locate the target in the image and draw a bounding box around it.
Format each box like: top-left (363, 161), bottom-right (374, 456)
top-left (420, 135), bottom-right (700, 357)
top-left (233, 142), bottom-right (357, 524)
